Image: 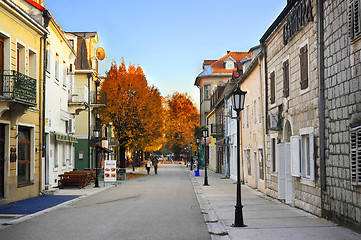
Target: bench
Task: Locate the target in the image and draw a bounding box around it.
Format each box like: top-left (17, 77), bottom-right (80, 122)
top-left (58, 172), bottom-right (89, 189)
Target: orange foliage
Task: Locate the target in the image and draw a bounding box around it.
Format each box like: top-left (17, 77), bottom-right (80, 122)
top-left (99, 59), bottom-right (164, 152)
top-left (165, 93), bottom-right (200, 156)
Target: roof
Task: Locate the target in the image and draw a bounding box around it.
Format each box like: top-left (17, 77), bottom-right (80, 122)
top-left (195, 52), bottom-right (252, 86)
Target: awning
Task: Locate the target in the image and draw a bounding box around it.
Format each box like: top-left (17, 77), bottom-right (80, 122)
top-left (55, 133), bottom-right (78, 143)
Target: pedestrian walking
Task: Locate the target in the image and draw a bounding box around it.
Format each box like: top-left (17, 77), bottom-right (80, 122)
top-left (145, 159), bottom-right (152, 175)
top-left (151, 155), bottom-right (158, 174)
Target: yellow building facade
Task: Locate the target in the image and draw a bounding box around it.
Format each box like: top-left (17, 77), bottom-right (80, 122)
top-left (0, 0), bottom-right (48, 203)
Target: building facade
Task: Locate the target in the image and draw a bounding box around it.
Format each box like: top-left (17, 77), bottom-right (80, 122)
top-left (323, 0), bottom-right (361, 227)
top-left (0, 0), bottom-right (47, 203)
top-left (260, 0), bottom-right (322, 214)
top-left (43, 10), bottom-right (77, 189)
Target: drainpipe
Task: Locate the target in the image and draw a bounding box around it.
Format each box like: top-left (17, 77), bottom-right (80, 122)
top-left (41, 10), bottom-right (50, 190)
top-left (317, 0), bottom-right (326, 217)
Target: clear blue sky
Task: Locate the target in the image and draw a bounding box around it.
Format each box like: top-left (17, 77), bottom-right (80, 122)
top-left (45, 0), bottom-right (286, 106)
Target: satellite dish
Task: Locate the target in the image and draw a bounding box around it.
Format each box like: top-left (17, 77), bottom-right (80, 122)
top-left (96, 47), bottom-right (105, 61)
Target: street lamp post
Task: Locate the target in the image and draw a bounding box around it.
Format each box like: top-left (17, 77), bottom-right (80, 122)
top-left (93, 128), bottom-right (100, 188)
top-left (190, 143), bottom-right (193, 171)
top-left (202, 128), bottom-right (209, 186)
top-left (232, 85), bottom-right (247, 227)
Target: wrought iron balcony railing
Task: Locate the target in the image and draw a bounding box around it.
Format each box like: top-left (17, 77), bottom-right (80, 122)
top-left (90, 91), bottom-right (106, 106)
top-left (0, 70), bottom-right (37, 105)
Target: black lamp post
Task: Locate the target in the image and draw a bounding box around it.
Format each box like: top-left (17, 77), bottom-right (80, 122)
top-left (93, 128), bottom-right (100, 188)
top-left (190, 143), bottom-right (193, 171)
top-left (202, 128), bottom-right (209, 186)
top-left (232, 85), bottom-right (247, 227)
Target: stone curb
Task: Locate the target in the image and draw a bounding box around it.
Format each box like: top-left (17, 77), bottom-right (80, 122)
top-left (186, 169), bottom-right (231, 240)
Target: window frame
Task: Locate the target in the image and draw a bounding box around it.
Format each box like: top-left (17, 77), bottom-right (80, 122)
top-left (17, 127), bottom-right (31, 186)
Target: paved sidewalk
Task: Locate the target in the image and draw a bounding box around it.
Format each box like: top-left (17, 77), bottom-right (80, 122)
top-left (187, 168), bottom-right (361, 240)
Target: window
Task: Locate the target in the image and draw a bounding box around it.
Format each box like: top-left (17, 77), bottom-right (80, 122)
top-left (291, 133), bottom-right (315, 180)
top-left (46, 43), bottom-right (51, 73)
top-left (283, 59), bottom-right (290, 97)
top-left (271, 138), bottom-right (276, 172)
top-left (63, 61), bottom-right (67, 87)
top-left (68, 39), bottom-right (74, 49)
top-left (28, 49), bottom-right (36, 79)
top-left (254, 100), bottom-right (257, 124)
top-left (259, 149), bottom-right (264, 180)
top-left (54, 136), bottom-right (58, 168)
top-left (16, 42), bottom-right (25, 74)
top-left (225, 61), bottom-right (234, 69)
top-left (18, 127), bottom-right (31, 185)
top-left (270, 71), bottom-right (275, 104)
top-left (350, 126), bottom-right (361, 185)
top-left (349, 0), bottom-right (361, 40)
top-left (246, 105), bottom-right (249, 128)
top-left (300, 44), bottom-right (309, 90)
top-left (258, 97), bottom-right (262, 123)
top-left (55, 54), bottom-right (59, 81)
top-left (246, 149), bottom-right (251, 175)
top-left (204, 85), bottom-right (211, 99)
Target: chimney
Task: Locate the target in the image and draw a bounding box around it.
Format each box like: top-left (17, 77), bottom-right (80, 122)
top-left (227, 50), bottom-right (230, 54)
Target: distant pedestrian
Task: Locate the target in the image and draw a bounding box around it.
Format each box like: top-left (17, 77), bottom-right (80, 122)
top-left (151, 155), bottom-right (158, 174)
top-left (145, 159), bottom-right (152, 175)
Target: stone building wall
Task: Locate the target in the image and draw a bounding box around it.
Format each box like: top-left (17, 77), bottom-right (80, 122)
top-left (264, 0), bottom-right (322, 216)
top-left (323, 0), bottom-right (361, 227)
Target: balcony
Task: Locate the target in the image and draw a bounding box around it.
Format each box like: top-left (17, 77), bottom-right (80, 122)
top-left (0, 70), bottom-right (37, 106)
top-left (68, 83), bottom-right (89, 115)
top-left (90, 91), bottom-right (106, 108)
top-left (210, 123), bottom-right (224, 139)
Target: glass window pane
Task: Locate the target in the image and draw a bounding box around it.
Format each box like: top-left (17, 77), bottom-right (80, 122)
top-left (18, 162), bottom-right (30, 184)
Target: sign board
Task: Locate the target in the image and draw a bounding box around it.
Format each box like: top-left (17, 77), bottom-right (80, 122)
top-left (104, 160), bottom-right (117, 182)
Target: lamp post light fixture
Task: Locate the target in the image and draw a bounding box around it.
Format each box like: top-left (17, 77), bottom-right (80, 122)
top-left (190, 143), bottom-right (193, 171)
top-left (232, 85), bottom-right (247, 227)
top-left (93, 128), bottom-right (100, 188)
top-left (202, 128), bottom-right (209, 186)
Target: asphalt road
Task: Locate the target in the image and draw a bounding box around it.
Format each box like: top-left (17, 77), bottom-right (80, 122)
top-left (0, 164), bottom-right (211, 240)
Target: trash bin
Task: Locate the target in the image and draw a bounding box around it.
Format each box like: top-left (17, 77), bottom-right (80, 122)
top-left (194, 170), bottom-right (199, 176)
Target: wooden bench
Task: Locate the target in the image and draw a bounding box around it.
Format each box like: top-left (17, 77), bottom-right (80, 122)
top-left (70, 171), bottom-right (93, 184)
top-left (58, 172), bottom-right (89, 189)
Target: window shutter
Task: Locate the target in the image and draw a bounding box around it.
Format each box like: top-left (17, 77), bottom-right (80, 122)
top-left (309, 133), bottom-right (315, 181)
top-left (350, 128), bottom-right (361, 185)
top-left (277, 143), bottom-right (286, 200)
top-left (300, 45), bottom-right (308, 90)
top-left (283, 60), bottom-right (289, 97)
top-left (270, 72), bottom-right (275, 104)
top-left (349, 0), bottom-right (355, 39)
top-left (291, 135), bottom-right (301, 177)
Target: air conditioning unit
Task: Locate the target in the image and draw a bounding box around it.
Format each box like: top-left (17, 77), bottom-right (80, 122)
top-left (68, 118), bottom-right (76, 134)
top-left (269, 113), bottom-right (279, 130)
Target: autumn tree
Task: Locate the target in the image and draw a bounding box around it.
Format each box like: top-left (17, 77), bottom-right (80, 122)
top-left (165, 93), bottom-right (199, 160)
top-left (99, 59), bottom-right (164, 167)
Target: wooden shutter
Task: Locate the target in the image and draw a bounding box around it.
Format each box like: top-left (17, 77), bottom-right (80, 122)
top-left (309, 133), bottom-right (315, 181)
top-left (350, 127), bottom-right (361, 185)
top-left (291, 135), bottom-right (301, 177)
top-left (283, 60), bottom-right (289, 97)
top-left (300, 45), bottom-right (308, 90)
top-left (270, 72), bottom-right (275, 104)
top-left (349, 0), bottom-right (361, 39)
top-left (277, 143), bottom-right (286, 200)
